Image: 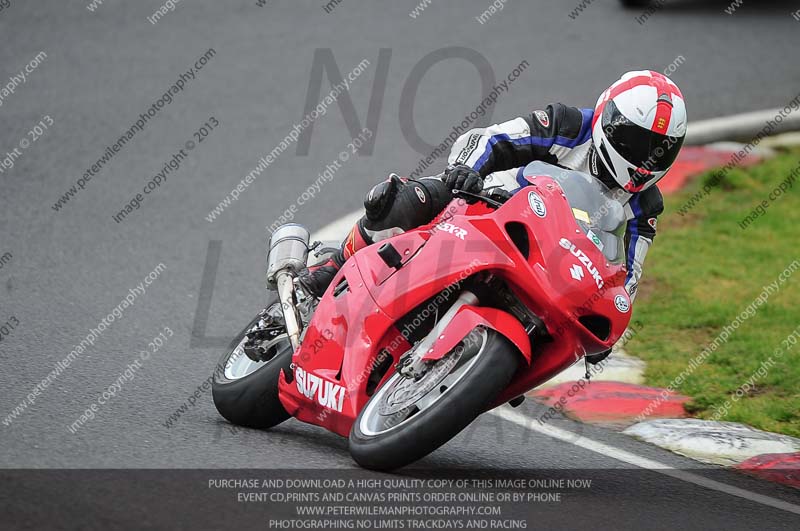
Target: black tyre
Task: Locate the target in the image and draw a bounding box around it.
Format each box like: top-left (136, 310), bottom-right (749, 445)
top-left (212, 299), bottom-right (294, 429)
top-left (620, 0), bottom-right (650, 7)
top-left (349, 328), bottom-right (519, 470)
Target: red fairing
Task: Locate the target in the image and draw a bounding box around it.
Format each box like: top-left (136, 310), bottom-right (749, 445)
top-left (278, 259), bottom-right (412, 437)
top-left (419, 306), bottom-right (531, 364)
top-left (279, 174), bottom-right (631, 435)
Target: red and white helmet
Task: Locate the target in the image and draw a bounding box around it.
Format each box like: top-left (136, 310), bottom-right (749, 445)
top-left (592, 70), bottom-right (687, 193)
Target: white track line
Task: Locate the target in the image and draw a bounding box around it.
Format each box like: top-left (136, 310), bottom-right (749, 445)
top-left (314, 208), bottom-right (800, 514)
top-left (492, 407), bottom-right (800, 516)
top-left (310, 209), bottom-right (362, 242)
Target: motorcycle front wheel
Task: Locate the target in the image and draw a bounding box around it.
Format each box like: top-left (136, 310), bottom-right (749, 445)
top-left (349, 327), bottom-right (519, 471)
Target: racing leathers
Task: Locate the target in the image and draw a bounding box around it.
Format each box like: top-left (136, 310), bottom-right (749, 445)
top-left (447, 103), bottom-right (664, 301)
top-left (300, 104), bottom-right (664, 304)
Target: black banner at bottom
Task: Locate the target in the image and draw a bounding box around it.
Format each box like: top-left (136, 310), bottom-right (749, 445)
top-left (2, 468), bottom-right (799, 530)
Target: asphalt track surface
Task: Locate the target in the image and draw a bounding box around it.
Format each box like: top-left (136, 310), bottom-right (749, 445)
top-left (1, 1), bottom-right (800, 529)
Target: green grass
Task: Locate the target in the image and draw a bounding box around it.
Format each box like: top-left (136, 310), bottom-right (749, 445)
top-left (627, 148), bottom-right (800, 437)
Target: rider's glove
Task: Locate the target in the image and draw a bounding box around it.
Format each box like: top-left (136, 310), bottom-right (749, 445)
top-left (443, 164), bottom-right (484, 195)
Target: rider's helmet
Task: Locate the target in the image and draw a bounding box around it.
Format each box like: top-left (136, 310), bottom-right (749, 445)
top-left (592, 70), bottom-right (687, 193)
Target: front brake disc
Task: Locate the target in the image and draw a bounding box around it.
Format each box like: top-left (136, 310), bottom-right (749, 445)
top-left (378, 348), bottom-right (464, 415)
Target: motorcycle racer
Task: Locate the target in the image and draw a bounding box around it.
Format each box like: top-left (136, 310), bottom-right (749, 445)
top-left (300, 70), bottom-right (687, 312)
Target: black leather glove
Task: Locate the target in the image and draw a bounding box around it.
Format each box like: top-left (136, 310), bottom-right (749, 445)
top-left (444, 164), bottom-right (484, 195)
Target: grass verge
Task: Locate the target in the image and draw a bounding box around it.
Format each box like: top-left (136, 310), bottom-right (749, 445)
top-left (627, 148), bottom-right (800, 437)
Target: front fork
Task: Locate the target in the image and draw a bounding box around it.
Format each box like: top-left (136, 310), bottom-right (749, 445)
top-left (396, 290), bottom-right (479, 379)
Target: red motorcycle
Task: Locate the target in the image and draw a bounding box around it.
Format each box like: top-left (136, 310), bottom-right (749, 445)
top-left (212, 161), bottom-right (632, 470)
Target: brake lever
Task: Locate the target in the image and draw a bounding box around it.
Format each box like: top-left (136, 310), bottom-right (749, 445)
top-left (451, 189), bottom-right (504, 209)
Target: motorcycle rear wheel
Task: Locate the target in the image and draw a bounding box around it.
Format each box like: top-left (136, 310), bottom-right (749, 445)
top-left (349, 327), bottom-right (519, 470)
top-left (212, 296), bottom-right (294, 429)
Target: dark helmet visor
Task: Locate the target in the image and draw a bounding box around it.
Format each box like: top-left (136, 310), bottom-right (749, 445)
top-left (602, 100), bottom-right (684, 172)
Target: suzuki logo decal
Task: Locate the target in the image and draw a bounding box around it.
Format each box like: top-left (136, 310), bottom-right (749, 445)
top-left (295, 367), bottom-right (346, 412)
top-left (559, 238), bottom-right (604, 289)
top-left (569, 264), bottom-right (584, 281)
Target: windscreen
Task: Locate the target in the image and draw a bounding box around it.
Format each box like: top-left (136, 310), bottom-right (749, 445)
top-left (522, 161), bottom-right (627, 264)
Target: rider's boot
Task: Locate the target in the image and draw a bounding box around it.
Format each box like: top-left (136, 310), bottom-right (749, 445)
top-left (297, 259), bottom-right (340, 298)
top-left (297, 221), bottom-right (374, 297)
